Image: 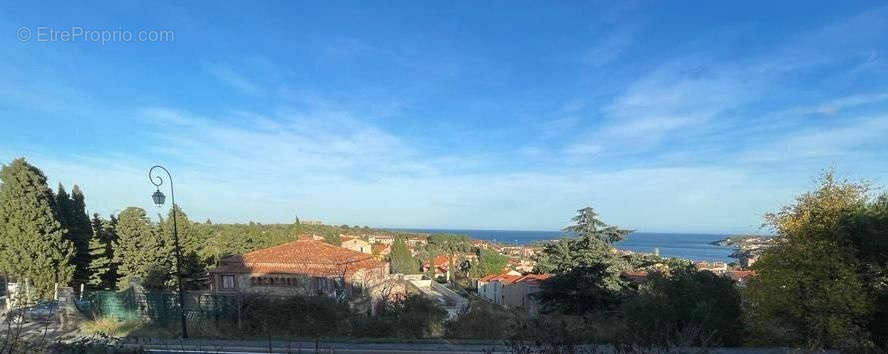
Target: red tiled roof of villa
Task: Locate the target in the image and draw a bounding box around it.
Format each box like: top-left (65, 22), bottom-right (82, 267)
top-left (210, 239), bottom-right (384, 277)
top-left (372, 243), bottom-right (390, 254)
top-left (726, 270), bottom-right (756, 281)
top-left (515, 273), bottom-right (550, 285)
top-left (422, 255), bottom-right (450, 268)
top-left (479, 272), bottom-right (533, 284)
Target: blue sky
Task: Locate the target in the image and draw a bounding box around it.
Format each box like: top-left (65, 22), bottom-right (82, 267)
top-left (1, 1), bottom-right (887, 234)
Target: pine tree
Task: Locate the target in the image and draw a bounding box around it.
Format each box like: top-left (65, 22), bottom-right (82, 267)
top-left (55, 183), bottom-right (71, 230)
top-left (0, 158), bottom-right (75, 299)
top-left (68, 185), bottom-right (92, 286)
top-left (160, 204), bottom-right (205, 289)
top-left (114, 207), bottom-right (172, 289)
top-left (87, 213), bottom-right (118, 289)
top-left (389, 236), bottom-right (418, 274)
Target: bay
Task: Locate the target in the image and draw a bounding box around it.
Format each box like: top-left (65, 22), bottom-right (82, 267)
top-left (388, 228), bottom-right (734, 262)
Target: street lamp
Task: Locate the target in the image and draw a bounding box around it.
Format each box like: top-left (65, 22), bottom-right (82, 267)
top-left (148, 165), bottom-right (188, 339)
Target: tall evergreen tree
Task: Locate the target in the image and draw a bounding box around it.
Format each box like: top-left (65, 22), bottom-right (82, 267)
top-left (67, 185), bottom-right (92, 286)
top-left (160, 204), bottom-right (205, 289)
top-left (54, 184), bottom-right (92, 287)
top-left (0, 158), bottom-right (75, 298)
top-left (389, 236), bottom-right (418, 274)
top-left (468, 249), bottom-right (508, 278)
top-left (55, 183), bottom-right (71, 229)
top-left (87, 213), bottom-right (118, 290)
top-left (114, 207), bottom-right (172, 289)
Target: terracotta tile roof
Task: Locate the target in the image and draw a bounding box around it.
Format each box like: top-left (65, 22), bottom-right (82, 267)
top-left (726, 270), bottom-right (756, 281)
top-left (209, 239), bottom-right (385, 277)
top-left (422, 255), bottom-right (450, 268)
top-left (478, 272), bottom-right (531, 284)
top-left (515, 273), bottom-right (550, 285)
top-left (372, 243), bottom-right (390, 254)
top-left (620, 271), bottom-right (649, 284)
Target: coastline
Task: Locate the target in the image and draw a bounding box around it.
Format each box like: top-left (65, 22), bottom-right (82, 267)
top-left (386, 228), bottom-right (735, 262)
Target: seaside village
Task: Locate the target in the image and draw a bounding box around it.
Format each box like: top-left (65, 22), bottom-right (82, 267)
top-left (0, 220), bottom-right (765, 319)
top-left (197, 226), bottom-right (762, 317)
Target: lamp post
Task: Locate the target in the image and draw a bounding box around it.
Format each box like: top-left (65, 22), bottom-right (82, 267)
top-left (148, 165), bottom-right (189, 339)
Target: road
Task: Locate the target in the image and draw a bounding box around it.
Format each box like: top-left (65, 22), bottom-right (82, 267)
top-left (125, 338), bottom-right (506, 353)
top-left (122, 338), bottom-right (822, 354)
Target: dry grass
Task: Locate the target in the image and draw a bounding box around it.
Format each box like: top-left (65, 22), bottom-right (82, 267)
top-left (80, 318), bottom-right (143, 337)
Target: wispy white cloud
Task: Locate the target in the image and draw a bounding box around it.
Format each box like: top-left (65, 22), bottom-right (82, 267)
top-left (583, 26), bottom-right (636, 67)
top-left (206, 64), bottom-right (260, 95)
top-left (738, 115), bottom-right (888, 163)
top-left (793, 93), bottom-right (888, 116)
top-left (562, 4), bottom-right (888, 161)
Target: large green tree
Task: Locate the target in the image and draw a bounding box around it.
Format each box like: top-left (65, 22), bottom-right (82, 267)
top-left (56, 184), bottom-right (92, 287)
top-left (114, 207), bottom-right (173, 289)
top-left (0, 158), bottom-right (75, 299)
top-left (389, 236), bottom-right (418, 274)
top-left (534, 207), bottom-right (634, 316)
top-left (468, 249), bottom-right (508, 278)
top-left (841, 194), bottom-right (888, 348)
top-left (87, 213), bottom-right (118, 290)
top-left (534, 207), bottom-right (632, 289)
top-left (159, 204), bottom-right (205, 289)
top-left (744, 172), bottom-right (875, 349)
top-left (622, 268), bottom-right (744, 347)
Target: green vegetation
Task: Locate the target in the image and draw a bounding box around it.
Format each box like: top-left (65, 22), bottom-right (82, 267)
top-left (468, 249), bottom-right (508, 278)
top-left (535, 207), bottom-right (633, 297)
top-left (622, 268), bottom-right (743, 347)
top-left (744, 172), bottom-right (887, 349)
top-left (87, 213), bottom-right (118, 290)
top-left (389, 236), bottom-right (419, 274)
top-left (114, 207), bottom-right (173, 290)
top-left (0, 158), bottom-right (75, 298)
top-left (1, 158), bottom-right (886, 351)
top-left (428, 233), bottom-right (471, 282)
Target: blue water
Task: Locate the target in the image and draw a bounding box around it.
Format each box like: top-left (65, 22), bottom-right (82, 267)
top-left (388, 228), bottom-right (734, 262)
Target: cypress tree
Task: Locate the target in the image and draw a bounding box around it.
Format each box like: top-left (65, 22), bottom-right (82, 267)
top-left (67, 185), bottom-right (92, 286)
top-left (0, 158), bottom-right (75, 299)
top-left (390, 236), bottom-right (419, 274)
top-left (161, 204), bottom-right (205, 289)
top-left (114, 207), bottom-right (172, 289)
top-left (55, 184), bottom-right (71, 230)
top-left (87, 213), bottom-right (118, 289)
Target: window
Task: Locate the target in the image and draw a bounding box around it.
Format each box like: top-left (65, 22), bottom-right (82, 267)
top-left (221, 275), bottom-right (235, 289)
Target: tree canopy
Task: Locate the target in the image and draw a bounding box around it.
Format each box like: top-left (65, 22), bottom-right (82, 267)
top-left (0, 158), bottom-right (75, 299)
top-left (114, 207), bottom-right (173, 289)
top-left (389, 236), bottom-right (419, 274)
top-left (744, 172), bottom-right (882, 349)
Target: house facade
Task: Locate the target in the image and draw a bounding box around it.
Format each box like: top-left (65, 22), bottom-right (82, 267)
top-left (478, 271), bottom-right (549, 314)
top-left (208, 239), bottom-right (390, 300)
top-left (340, 237), bottom-right (372, 254)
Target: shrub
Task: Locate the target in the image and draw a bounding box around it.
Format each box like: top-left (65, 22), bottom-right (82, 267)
top-left (445, 300), bottom-right (513, 339)
top-left (620, 268), bottom-right (743, 347)
top-left (352, 295), bottom-right (447, 339)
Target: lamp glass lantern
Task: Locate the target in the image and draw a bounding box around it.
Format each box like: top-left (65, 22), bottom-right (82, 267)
top-left (152, 189), bottom-right (166, 206)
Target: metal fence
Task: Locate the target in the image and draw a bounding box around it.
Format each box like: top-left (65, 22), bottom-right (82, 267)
top-left (78, 289), bottom-right (243, 324)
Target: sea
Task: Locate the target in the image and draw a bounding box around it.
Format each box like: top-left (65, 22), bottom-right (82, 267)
top-left (387, 228), bottom-right (735, 263)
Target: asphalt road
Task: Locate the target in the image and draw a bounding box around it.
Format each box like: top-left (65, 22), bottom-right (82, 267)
top-left (126, 339), bottom-right (506, 353)
top-left (123, 339), bottom-right (825, 354)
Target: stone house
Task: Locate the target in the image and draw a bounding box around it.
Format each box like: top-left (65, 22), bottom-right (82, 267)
top-left (340, 237), bottom-right (372, 254)
top-left (478, 271), bottom-right (549, 314)
top-left (208, 239), bottom-right (390, 300)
